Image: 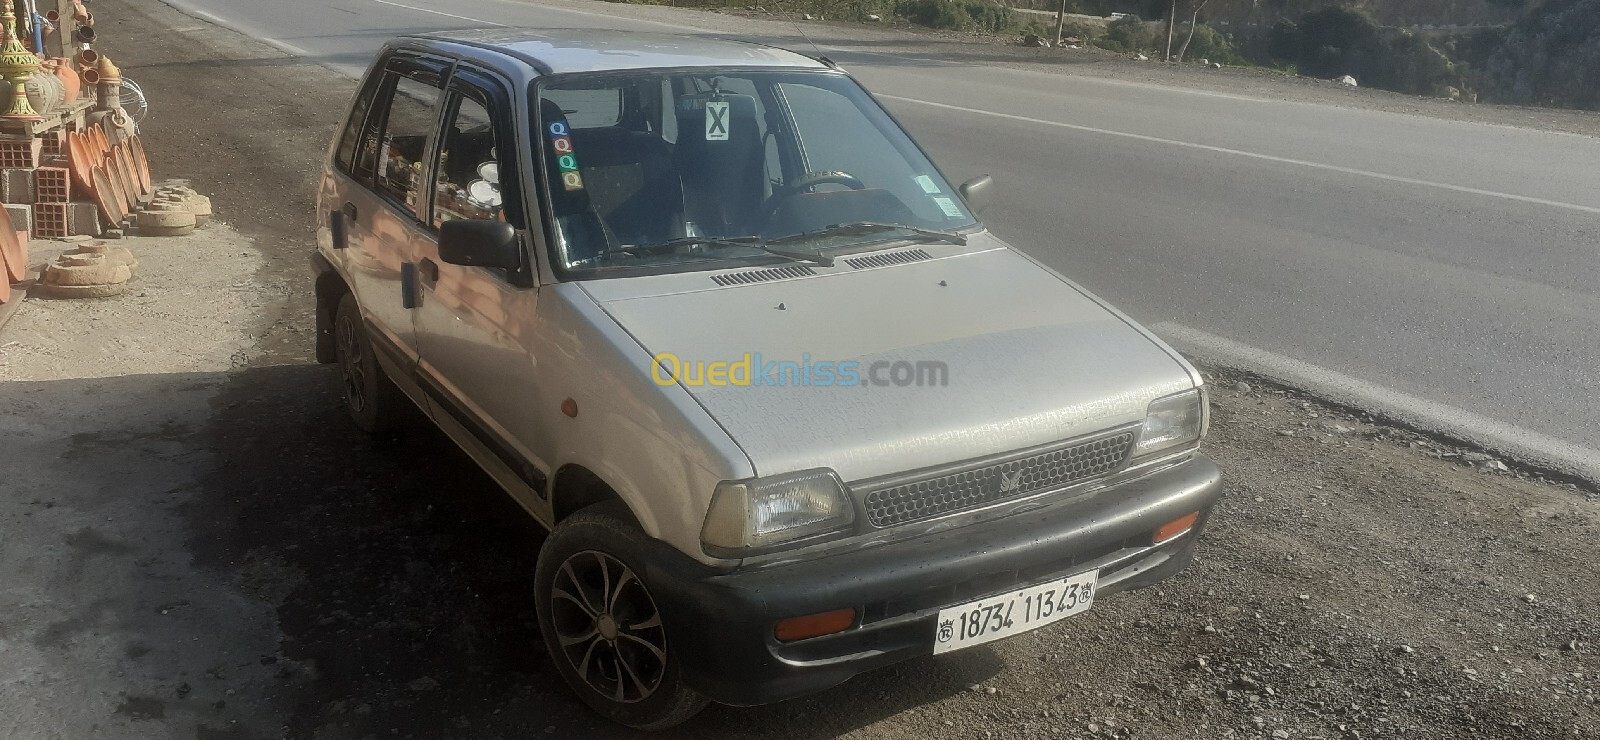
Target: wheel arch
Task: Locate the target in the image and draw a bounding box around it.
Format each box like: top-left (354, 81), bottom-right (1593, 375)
top-left (550, 463), bottom-right (644, 528)
top-left (313, 255), bottom-right (351, 364)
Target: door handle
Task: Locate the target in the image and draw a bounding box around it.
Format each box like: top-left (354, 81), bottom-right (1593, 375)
top-left (329, 210), bottom-right (348, 250)
top-left (418, 257), bottom-right (439, 283)
top-left (342, 201), bottom-right (358, 223)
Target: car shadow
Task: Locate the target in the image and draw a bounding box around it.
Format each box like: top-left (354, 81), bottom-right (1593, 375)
top-left (185, 363), bottom-right (1005, 737)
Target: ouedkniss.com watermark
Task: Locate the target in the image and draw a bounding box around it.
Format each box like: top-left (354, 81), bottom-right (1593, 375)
top-left (651, 353), bottom-right (948, 387)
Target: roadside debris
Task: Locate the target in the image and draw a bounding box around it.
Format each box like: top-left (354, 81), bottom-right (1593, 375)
top-left (1337, 74), bottom-right (1359, 87)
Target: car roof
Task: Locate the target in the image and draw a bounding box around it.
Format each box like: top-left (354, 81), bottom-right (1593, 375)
top-left (406, 28), bottom-right (831, 75)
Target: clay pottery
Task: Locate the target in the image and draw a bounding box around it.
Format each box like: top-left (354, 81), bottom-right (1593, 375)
top-left (130, 135), bottom-right (152, 194)
top-left (107, 152), bottom-right (135, 213)
top-left (54, 60), bottom-right (81, 102)
top-left (25, 71), bottom-right (66, 117)
top-left (93, 126), bottom-right (110, 157)
top-left (65, 241), bottom-right (136, 273)
top-left (67, 131), bottom-right (95, 193)
top-left (0, 204), bottom-right (25, 284)
top-left (37, 253), bottom-right (132, 299)
top-left (137, 204), bottom-right (195, 237)
top-left (113, 146), bottom-right (140, 204)
top-left (90, 164), bottom-right (125, 226)
top-left (0, 259), bottom-right (10, 303)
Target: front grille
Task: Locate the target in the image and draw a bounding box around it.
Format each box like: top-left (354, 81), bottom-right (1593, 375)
top-left (709, 265), bottom-right (814, 286)
top-left (860, 431), bottom-right (1136, 528)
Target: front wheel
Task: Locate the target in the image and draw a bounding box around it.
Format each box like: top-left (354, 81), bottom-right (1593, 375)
top-left (535, 503), bottom-right (708, 730)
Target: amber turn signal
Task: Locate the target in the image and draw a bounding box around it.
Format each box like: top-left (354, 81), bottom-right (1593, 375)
top-left (774, 608), bottom-right (856, 642)
top-left (1153, 511), bottom-right (1200, 544)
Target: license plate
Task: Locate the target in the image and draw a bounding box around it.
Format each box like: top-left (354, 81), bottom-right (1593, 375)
top-left (932, 571), bottom-right (1097, 654)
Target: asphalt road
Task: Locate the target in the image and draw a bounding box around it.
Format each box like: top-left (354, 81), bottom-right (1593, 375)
top-left (162, 0), bottom-right (1600, 480)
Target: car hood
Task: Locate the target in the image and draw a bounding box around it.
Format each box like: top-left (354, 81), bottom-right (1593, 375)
top-left (585, 241), bottom-right (1196, 482)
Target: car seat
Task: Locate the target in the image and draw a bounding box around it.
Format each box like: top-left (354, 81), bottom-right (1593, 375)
top-left (672, 93), bottom-right (764, 237)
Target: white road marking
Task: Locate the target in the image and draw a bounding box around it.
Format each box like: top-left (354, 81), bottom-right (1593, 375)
top-left (479, 0), bottom-right (706, 32)
top-left (878, 94), bottom-right (1600, 216)
top-left (162, 0), bottom-right (316, 58)
top-left (1153, 322), bottom-right (1600, 485)
top-left (369, 0), bottom-right (508, 26)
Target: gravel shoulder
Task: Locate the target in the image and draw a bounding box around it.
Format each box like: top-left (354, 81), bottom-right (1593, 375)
top-left (0, 0), bottom-right (1593, 738)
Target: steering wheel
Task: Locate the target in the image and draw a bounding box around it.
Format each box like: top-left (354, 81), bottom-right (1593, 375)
top-left (761, 170), bottom-right (866, 222)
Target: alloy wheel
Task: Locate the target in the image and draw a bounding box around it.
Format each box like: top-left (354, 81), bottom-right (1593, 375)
top-left (335, 313), bottom-right (367, 414)
top-left (549, 550), bottom-right (668, 703)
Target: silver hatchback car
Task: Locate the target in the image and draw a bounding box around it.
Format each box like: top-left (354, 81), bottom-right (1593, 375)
top-left (312, 29), bottom-right (1223, 730)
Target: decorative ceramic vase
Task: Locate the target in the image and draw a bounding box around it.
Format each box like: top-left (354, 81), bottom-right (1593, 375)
top-left (0, 0), bottom-right (42, 120)
top-left (93, 53), bottom-right (119, 112)
top-left (24, 65), bottom-right (64, 115)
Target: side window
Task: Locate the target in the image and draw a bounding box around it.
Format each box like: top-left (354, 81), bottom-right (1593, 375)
top-left (433, 94), bottom-right (504, 229)
top-left (335, 73), bottom-right (381, 174)
top-left (358, 62), bottom-right (444, 217)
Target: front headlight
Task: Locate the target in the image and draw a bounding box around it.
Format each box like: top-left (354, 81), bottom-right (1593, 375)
top-left (1135, 388), bottom-right (1206, 457)
top-left (701, 468), bottom-right (854, 553)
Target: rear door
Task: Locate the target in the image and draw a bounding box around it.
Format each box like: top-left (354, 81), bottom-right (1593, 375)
top-left (411, 65), bottom-right (554, 519)
top-left (333, 54), bottom-right (450, 385)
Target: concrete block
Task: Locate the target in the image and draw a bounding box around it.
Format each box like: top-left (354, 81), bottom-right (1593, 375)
top-left (1, 168), bottom-right (32, 204)
top-left (5, 203), bottom-right (31, 235)
top-left (67, 201), bottom-right (101, 236)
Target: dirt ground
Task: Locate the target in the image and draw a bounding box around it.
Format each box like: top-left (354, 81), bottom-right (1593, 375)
top-left (0, 0), bottom-right (1596, 738)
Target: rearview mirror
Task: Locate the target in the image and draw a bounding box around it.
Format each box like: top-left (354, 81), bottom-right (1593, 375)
top-left (958, 175), bottom-right (994, 216)
top-left (439, 220), bottom-right (522, 271)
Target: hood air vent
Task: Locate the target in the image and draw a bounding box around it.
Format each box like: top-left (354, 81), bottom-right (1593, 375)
top-left (845, 249), bottom-right (933, 270)
top-left (710, 265), bottom-right (815, 286)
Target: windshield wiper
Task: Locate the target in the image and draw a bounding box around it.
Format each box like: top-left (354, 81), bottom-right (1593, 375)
top-left (615, 236), bottom-right (761, 256)
top-left (767, 222), bottom-right (968, 248)
top-left (619, 236), bottom-right (834, 267)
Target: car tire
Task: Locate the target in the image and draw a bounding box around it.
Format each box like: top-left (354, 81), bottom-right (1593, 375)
top-left (535, 502), bottom-right (709, 731)
top-left (332, 292), bottom-right (403, 434)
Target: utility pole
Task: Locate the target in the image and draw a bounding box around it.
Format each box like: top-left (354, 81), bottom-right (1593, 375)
top-left (1054, 0), bottom-right (1068, 46)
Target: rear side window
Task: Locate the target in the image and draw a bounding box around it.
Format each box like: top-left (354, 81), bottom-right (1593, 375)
top-left (357, 60), bottom-right (445, 217)
top-left (334, 73), bottom-right (382, 174)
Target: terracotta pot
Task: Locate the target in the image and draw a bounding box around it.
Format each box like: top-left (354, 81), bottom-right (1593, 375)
top-left (68, 131), bottom-right (95, 192)
top-left (0, 203), bottom-right (24, 284)
top-left (54, 60), bottom-right (81, 102)
top-left (131, 135), bottom-right (153, 194)
top-left (113, 146), bottom-right (140, 206)
top-left (91, 163), bottom-right (126, 226)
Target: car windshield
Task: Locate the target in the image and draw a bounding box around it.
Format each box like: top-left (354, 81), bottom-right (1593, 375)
top-left (534, 69), bottom-right (978, 276)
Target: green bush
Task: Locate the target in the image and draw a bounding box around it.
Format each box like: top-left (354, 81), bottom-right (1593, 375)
top-left (1482, 0), bottom-right (1600, 110)
top-left (1094, 15), bottom-right (1158, 52)
top-left (896, 0), bottom-right (1017, 33)
top-left (1058, 20), bottom-right (1101, 42)
top-left (1179, 24), bottom-right (1242, 64)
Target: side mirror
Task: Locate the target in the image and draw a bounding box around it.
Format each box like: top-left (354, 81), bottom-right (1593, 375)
top-left (958, 175), bottom-right (994, 216)
top-left (438, 220), bottom-right (522, 271)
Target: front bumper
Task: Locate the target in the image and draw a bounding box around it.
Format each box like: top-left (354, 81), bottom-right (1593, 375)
top-left (644, 455), bottom-right (1224, 706)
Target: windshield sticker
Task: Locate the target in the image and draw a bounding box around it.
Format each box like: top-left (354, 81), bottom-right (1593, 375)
top-left (915, 175), bottom-right (941, 194)
top-left (547, 119), bottom-right (584, 191)
top-left (705, 101), bottom-right (730, 141)
top-left (932, 196), bottom-right (964, 219)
